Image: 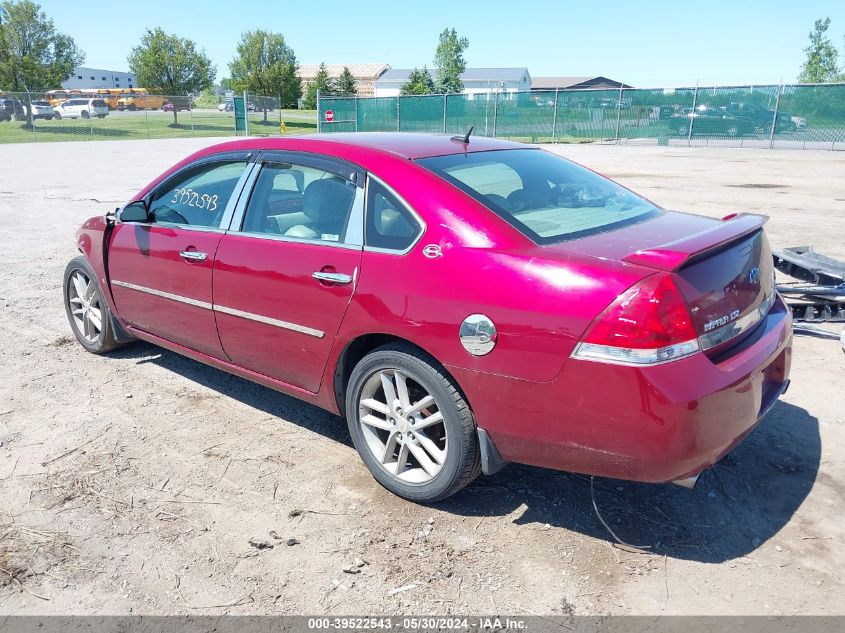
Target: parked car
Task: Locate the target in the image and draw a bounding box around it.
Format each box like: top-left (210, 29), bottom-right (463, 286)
top-left (0, 98), bottom-right (25, 121)
top-left (27, 100), bottom-right (55, 120)
top-left (597, 98), bottom-right (630, 109)
top-left (724, 102), bottom-right (798, 133)
top-left (53, 98), bottom-right (109, 119)
top-left (530, 95), bottom-right (556, 107)
top-left (161, 101), bottom-right (190, 112)
top-left (217, 101), bottom-right (233, 112)
top-left (657, 104), bottom-right (680, 120)
top-left (668, 104), bottom-right (755, 137)
top-left (63, 134), bottom-right (792, 503)
top-left (790, 115), bottom-right (808, 130)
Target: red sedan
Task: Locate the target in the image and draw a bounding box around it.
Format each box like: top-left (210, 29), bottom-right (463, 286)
top-left (64, 133), bottom-right (792, 502)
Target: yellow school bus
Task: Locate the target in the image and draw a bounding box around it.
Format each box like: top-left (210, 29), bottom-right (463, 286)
top-left (46, 89), bottom-right (82, 107)
top-left (92, 88), bottom-right (124, 110)
top-left (116, 89), bottom-right (166, 111)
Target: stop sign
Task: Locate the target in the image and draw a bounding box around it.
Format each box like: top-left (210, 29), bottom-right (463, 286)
top-left (325, 110), bottom-right (334, 122)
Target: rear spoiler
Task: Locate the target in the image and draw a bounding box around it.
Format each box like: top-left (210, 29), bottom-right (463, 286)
top-left (623, 213), bottom-right (768, 272)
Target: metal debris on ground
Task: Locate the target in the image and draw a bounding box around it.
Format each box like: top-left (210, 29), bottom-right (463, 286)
top-left (773, 246), bottom-right (845, 351)
top-left (773, 246), bottom-right (845, 323)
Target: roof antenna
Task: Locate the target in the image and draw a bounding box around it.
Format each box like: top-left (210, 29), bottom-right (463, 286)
top-left (450, 126), bottom-right (473, 144)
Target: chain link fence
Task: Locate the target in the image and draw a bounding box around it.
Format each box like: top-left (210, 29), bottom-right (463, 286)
top-left (0, 91), bottom-right (317, 144)
top-left (318, 83), bottom-right (845, 150)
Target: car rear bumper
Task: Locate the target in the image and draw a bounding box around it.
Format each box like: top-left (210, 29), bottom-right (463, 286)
top-left (450, 295), bottom-right (793, 483)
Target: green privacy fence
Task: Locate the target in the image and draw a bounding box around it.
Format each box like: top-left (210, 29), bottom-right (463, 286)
top-left (318, 83), bottom-right (845, 150)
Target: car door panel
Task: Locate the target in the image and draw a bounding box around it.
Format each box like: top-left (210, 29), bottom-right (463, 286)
top-left (212, 154), bottom-right (364, 393)
top-left (213, 237), bottom-right (361, 392)
top-left (107, 155), bottom-right (253, 360)
top-left (109, 225), bottom-right (227, 359)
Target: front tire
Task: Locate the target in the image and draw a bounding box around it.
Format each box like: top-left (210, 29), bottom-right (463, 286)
top-left (345, 343), bottom-right (480, 503)
top-left (63, 256), bottom-right (122, 354)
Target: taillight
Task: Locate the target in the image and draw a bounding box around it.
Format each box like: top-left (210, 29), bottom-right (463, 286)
top-left (572, 274), bottom-right (700, 365)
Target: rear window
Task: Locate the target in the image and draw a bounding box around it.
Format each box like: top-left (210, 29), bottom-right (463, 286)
top-left (417, 149), bottom-right (661, 244)
top-left (92, 99), bottom-right (107, 107)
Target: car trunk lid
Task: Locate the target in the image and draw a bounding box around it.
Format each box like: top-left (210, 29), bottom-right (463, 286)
top-left (553, 212), bottom-right (775, 351)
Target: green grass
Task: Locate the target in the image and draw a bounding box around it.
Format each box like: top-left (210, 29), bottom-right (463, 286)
top-left (0, 109), bottom-right (317, 144)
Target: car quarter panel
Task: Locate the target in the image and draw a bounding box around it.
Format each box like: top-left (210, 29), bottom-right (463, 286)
top-left (75, 215), bottom-right (120, 317)
top-left (447, 297), bottom-right (792, 482)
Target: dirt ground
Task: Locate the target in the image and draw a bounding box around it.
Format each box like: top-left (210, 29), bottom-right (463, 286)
top-left (0, 139), bottom-right (843, 616)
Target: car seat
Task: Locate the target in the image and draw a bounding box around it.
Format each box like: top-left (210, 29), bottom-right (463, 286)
top-left (284, 178), bottom-right (356, 241)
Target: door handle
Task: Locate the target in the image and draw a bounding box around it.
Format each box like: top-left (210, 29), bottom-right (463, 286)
top-left (312, 271), bottom-right (353, 285)
top-left (180, 250), bottom-right (208, 262)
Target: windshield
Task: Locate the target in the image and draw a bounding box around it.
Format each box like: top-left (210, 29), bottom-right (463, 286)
top-left (417, 149), bottom-right (661, 243)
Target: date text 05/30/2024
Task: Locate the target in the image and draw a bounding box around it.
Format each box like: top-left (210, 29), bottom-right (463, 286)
top-left (306, 617), bottom-right (528, 630)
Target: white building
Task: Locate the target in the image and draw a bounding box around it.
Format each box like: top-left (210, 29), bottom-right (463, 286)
top-left (62, 67), bottom-right (136, 90)
top-left (373, 68), bottom-right (531, 98)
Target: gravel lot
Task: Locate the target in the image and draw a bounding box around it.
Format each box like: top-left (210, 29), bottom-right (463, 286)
top-left (0, 139), bottom-right (843, 616)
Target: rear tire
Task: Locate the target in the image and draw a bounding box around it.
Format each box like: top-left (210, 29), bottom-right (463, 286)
top-left (53, 112), bottom-right (61, 120)
top-left (345, 343), bottom-right (480, 503)
top-left (63, 256), bottom-right (123, 355)
top-left (81, 111), bottom-right (90, 119)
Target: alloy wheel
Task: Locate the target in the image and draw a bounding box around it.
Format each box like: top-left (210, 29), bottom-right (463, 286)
top-left (357, 368), bottom-right (447, 484)
top-left (67, 270), bottom-right (102, 344)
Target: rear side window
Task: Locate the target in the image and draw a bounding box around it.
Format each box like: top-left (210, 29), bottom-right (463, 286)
top-left (147, 161), bottom-right (248, 228)
top-left (417, 149), bottom-right (661, 244)
top-left (240, 161), bottom-right (358, 243)
top-left (365, 179), bottom-right (421, 252)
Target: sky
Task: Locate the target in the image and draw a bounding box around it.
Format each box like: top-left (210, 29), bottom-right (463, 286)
top-left (35, 0), bottom-right (845, 88)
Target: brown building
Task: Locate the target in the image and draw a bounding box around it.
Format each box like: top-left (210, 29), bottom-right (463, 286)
top-left (298, 63), bottom-right (391, 97)
top-left (531, 76), bottom-right (632, 91)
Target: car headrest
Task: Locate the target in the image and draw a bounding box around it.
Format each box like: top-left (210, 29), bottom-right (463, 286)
top-left (302, 178), bottom-right (355, 222)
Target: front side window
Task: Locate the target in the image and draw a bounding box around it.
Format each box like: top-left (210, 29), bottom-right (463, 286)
top-left (365, 180), bottom-right (421, 251)
top-left (146, 160), bottom-right (248, 228)
top-left (241, 161), bottom-right (358, 243)
top-left (417, 149), bottom-right (661, 244)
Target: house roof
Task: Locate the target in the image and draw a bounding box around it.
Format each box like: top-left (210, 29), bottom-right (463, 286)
top-left (531, 76), bottom-right (631, 89)
top-left (298, 63), bottom-right (390, 80)
top-left (376, 68), bottom-right (530, 85)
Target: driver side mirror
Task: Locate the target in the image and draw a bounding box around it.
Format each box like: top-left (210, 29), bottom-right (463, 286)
top-left (120, 201), bottom-right (150, 223)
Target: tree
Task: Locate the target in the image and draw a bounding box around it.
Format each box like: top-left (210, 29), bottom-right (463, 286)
top-left (219, 77), bottom-right (233, 91)
top-left (127, 28), bottom-right (215, 124)
top-left (228, 30), bottom-right (301, 122)
top-left (433, 28), bottom-right (468, 94)
top-left (400, 67), bottom-right (435, 95)
top-left (335, 65), bottom-right (356, 95)
top-left (302, 62), bottom-right (334, 109)
top-left (0, 0), bottom-right (84, 126)
top-left (798, 18), bottom-right (843, 83)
